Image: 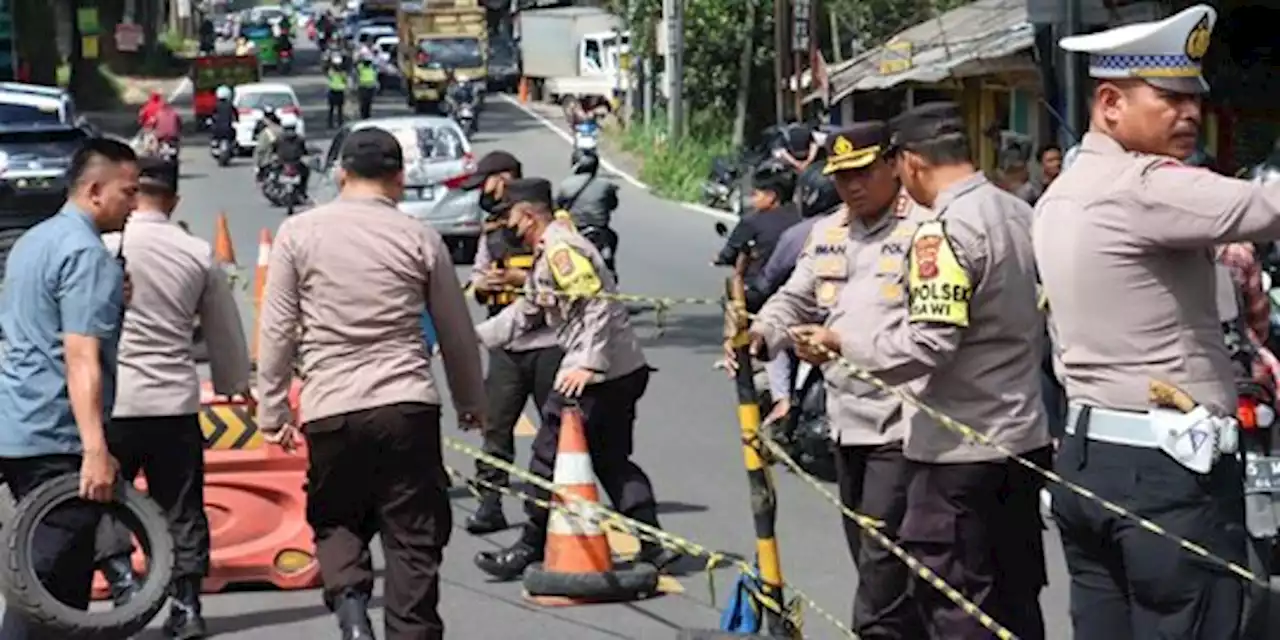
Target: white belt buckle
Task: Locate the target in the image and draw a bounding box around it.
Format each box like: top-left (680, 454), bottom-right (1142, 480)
top-left (1148, 406), bottom-right (1221, 474)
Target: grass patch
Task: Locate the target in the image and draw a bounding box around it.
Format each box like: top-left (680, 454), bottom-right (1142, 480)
top-left (613, 117), bottom-right (732, 202)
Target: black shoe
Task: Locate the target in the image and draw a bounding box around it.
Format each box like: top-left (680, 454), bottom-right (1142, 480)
top-left (636, 543), bottom-right (681, 571)
top-left (101, 556), bottom-right (140, 607)
top-left (334, 592), bottom-right (374, 640)
top-left (474, 542), bottom-right (541, 582)
top-left (465, 495), bottom-right (508, 535)
top-left (162, 578), bottom-right (207, 639)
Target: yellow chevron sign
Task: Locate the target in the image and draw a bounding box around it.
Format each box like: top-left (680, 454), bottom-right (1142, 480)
top-left (199, 404), bottom-right (263, 450)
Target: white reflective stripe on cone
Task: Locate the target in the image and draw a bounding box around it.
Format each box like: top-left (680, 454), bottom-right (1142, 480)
top-left (552, 452), bottom-right (595, 486)
top-left (548, 498), bottom-right (604, 536)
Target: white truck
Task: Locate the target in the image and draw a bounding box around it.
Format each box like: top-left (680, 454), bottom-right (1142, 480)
top-left (516, 7), bottom-right (630, 107)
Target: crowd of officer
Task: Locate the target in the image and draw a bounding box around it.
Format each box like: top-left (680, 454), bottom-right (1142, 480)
top-left (4, 3), bottom-right (1280, 640)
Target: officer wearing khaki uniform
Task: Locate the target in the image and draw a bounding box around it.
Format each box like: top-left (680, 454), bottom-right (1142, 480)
top-left (257, 128), bottom-right (487, 640)
top-left (805, 103), bottom-right (1052, 639)
top-left (96, 157), bottom-right (250, 638)
top-left (750, 122), bottom-right (925, 637)
top-left (473, 178), bottom-right (675, 580)
top-left (1036, 6), bottom-right (1275, 638)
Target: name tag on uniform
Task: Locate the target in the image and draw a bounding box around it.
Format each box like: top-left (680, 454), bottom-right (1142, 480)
top-left (814, 254), bottom-right (847, 278)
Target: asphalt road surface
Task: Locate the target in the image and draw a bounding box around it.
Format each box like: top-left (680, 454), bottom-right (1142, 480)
top-left (5, 41), bottom-right (1278, 639)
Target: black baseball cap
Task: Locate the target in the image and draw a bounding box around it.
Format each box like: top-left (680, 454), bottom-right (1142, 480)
top-left (340, 127), bottom-right (404, 178)
top-left (502, 178), bottom-right (554, 209)
top-left (459, 151), bottom-right (523, 190)
top-left (138, 156), bottom-right (179, 194)
top-left (890, 102), bottom-right (967, 149)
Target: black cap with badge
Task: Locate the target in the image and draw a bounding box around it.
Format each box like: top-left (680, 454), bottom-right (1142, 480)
top-left (822, 121), bottom-right (891, 175)
top-left (459, 151), bottom-right (523, 191)
top-left (340, 127), bottom-right (404, 179)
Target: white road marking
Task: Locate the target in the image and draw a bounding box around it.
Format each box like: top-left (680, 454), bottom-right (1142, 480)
top-left (498, 94), bottom-right (738, 222)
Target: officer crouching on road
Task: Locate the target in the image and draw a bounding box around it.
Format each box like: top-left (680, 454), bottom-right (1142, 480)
top-left (1035, 6), bottom-right (1280, 637)
top-left (459, 151), bottom-right (565, 534)
top-left (94, 156), bottom-right (251, 639)
top-left (256, 128), bottom-right (487, 640)
top-left (798, 103), bottom-right (1053, 639)
top-left (473, 178), bottom-right (677, 579)
top-left (746, 122), bottom-right (926, 637)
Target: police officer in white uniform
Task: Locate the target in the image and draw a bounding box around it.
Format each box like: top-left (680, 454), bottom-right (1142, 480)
top-left (1035, 6), bottom-right (1280, 638)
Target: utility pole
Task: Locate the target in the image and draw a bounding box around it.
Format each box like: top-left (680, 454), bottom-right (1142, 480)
top-left (663, 0), bottom-right (684, 141)
top-left (772, 0), bottom-right (785, 124)
top-left (792, 0), bottom-right (810, 121)
top-left (1062, 0), bottom-right (1082, 143)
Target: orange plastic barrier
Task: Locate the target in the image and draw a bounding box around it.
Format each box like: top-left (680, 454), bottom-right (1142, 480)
top-left (92, 379), bottom-right (317, 598)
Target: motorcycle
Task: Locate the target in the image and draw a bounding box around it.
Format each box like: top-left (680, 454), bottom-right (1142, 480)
top-left (210, 137), bottom-right (233, 167)
top-left (579, 225), bottom-right (618, 276)
top-left (261, 162), bottom-right (306, 216)
top-left (455, 103), bottom-right (477, 138)
top-left (157, 139), bottom-right (180, 174)
top-left (572, 120), bottom-right (600, 164)
top-left (278, 47), bottom-right (294, 74)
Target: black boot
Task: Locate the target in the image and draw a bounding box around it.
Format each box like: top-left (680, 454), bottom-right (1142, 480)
top-left (334, 591), bottom-right (375, 640)
top-left (101, 556), bottom-right (140, 607)
top-left (474, 541), bottom-right (541, 582)
top-left (162, 577), bottom-right (207, 639)
top-left (464, 494), bottom-right (508, 535)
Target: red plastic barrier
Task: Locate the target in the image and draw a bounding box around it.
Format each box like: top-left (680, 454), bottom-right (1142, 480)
top-left (92, 380), bottom-right (317, 598)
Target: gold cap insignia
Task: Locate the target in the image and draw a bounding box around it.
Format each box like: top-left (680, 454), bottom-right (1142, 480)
top-left (1185, 16), bottom-right (1211, 61)
top-left (832, 136), bottom-right (854, 156)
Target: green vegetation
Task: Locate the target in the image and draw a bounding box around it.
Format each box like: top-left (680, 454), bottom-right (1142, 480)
top-left (598, 0), bottom-right (968, 199)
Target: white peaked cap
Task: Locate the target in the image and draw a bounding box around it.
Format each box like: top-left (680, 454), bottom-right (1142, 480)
top-left (1059, 4), bottom-right (1216, 94)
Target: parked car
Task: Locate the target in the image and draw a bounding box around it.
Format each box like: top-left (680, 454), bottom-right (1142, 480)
top-left (232, 82), bottom-right (305, 154)
top-left (0, 82), bottom-right (93, 281)
top-left (312, 116), bottom-right (482, 263)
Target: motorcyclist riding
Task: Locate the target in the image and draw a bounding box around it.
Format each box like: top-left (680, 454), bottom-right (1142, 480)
top-left (210, 85), bottom-right (238, 146)
top-left (272, 121), bottom-right (310, 199)
top-left (254, 108), bottom-right (284, 181)
top-left (141, 96), bottom-right (182, 157)
top-left (556, 151), bottom-right (620, 271)
top-left (443, 69), bottom-right (473, 113)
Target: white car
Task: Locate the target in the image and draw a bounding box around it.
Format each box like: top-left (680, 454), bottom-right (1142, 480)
top-left (232, 83), bottom-right (305, 152)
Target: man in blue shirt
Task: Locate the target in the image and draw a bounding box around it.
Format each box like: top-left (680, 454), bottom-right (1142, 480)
top-left (0, 137), bottom-right (138, 637)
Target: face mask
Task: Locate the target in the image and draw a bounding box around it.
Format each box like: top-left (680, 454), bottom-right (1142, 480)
top-left (479, 190), bottom-right (502, 214)
top-left (498, 225), bottom-right (524, 248)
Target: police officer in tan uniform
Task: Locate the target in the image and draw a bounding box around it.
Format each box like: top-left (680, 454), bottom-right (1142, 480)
top-left (257, 128), bottom-right (487, 640)
top-left (95, 157), bottom-right (250, 638)
top-left (460, 151), bottom-right (564, 534)
top-left (1035, 6), bottom-right (1280, 638)
top-left (749, 121), bottom-right (925, 637)
top-left (800, 103), bottom-right (1053, 639)
top-left (473, 178), bottom-right (676, 580)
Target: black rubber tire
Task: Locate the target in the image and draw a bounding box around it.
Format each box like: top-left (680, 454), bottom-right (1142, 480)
top-left (523, 561), bottom-right (659, 602)
top-left (1, 473), bottom-right (175, 639)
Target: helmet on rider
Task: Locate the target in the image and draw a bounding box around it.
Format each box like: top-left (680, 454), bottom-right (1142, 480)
top-left (216, 85), bottom-right (233, 100)
top-left (795, 164), bottom-right (840, 217)
top-left (571, 150), bottom-right (600, 176)
top-left (282, 120), bottom-right (298, 132)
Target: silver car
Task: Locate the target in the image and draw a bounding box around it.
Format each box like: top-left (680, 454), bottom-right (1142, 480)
top-left (312, 116), bottom-right (483, 263)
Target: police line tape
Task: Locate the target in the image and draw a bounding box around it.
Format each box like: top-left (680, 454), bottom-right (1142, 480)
top-left (491, 284), bottom-right (1271, 591)
top-left (440, 436), bottom-right (843, 638)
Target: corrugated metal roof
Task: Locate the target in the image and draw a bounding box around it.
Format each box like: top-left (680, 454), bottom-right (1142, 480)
top-left (827, 0), bottom-right (1033, 103)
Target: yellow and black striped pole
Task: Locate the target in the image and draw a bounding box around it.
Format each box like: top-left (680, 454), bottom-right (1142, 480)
top-left (725, 277), bottom-right (796, 637)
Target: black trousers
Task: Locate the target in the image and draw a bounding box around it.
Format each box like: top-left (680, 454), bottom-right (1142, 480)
top-left (835, 443), bottom-right (923, 639)
top-left (94, 414), bottom-right (211, 579)
top-left (357, 86), bottom-right (375, 119)
top-left (305, 402), bottom-right (450, 640)
top-left (475, 346), bottom-right (563, 497)
top-left (519, 367), bottom-right (659, 550)
top-left (327, 89), bottom-right (345, 127)
top-left (1052, 434), bottom-right (1246, 640)
top-left (0, 454), bottom-right (100, 639)
top-left (901, 447), bottom-right (1052, 640)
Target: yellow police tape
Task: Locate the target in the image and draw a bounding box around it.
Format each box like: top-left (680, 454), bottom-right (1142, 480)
top-left (440, 436), bottom-right (845, 638)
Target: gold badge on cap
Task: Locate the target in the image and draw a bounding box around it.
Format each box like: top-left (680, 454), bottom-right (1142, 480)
top-left (1185, 15), bottom-right (1211, 60)
top-left (832, 136), bottom-right (854, 156)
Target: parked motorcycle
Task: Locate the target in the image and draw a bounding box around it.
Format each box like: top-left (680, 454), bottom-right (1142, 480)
top-left (210, 137), bottom-right (234, 167)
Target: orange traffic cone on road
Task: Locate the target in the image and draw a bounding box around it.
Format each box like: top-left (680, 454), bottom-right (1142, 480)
top-left (214, 212), bottom-right (237, 266)
top-left (518, 77), bottom-right (529, 104)
top-left (522, 405), bottom-right (659, 606)
top-left (250, 228), bottom-right (272, 364)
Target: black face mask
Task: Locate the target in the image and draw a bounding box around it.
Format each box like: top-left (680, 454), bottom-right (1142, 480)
top-left (497, 225), bottom-right (524, 248)
top-left (479, 190), bottom-right (502, 215)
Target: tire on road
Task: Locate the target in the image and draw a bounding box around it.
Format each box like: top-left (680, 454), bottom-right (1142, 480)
top-left (1, 473), bottom-right (174, 639)
top-left (523, 560), bottom-right (659, 602)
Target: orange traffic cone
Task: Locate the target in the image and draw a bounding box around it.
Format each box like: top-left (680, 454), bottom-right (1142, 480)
top-left (518, 77), bottom-right (529, 104)
top-left (214, 212), bottom-right (237, 266)
top-left (250, 228), bottom-right (272, 364)
top-left (522, 405), bottom-right (659, 606)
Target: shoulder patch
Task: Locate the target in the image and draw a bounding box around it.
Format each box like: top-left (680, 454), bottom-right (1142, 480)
top-left (907, 220), bottom-right (972, 327)
top-left (546, 241), bottom-right (602, 298)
